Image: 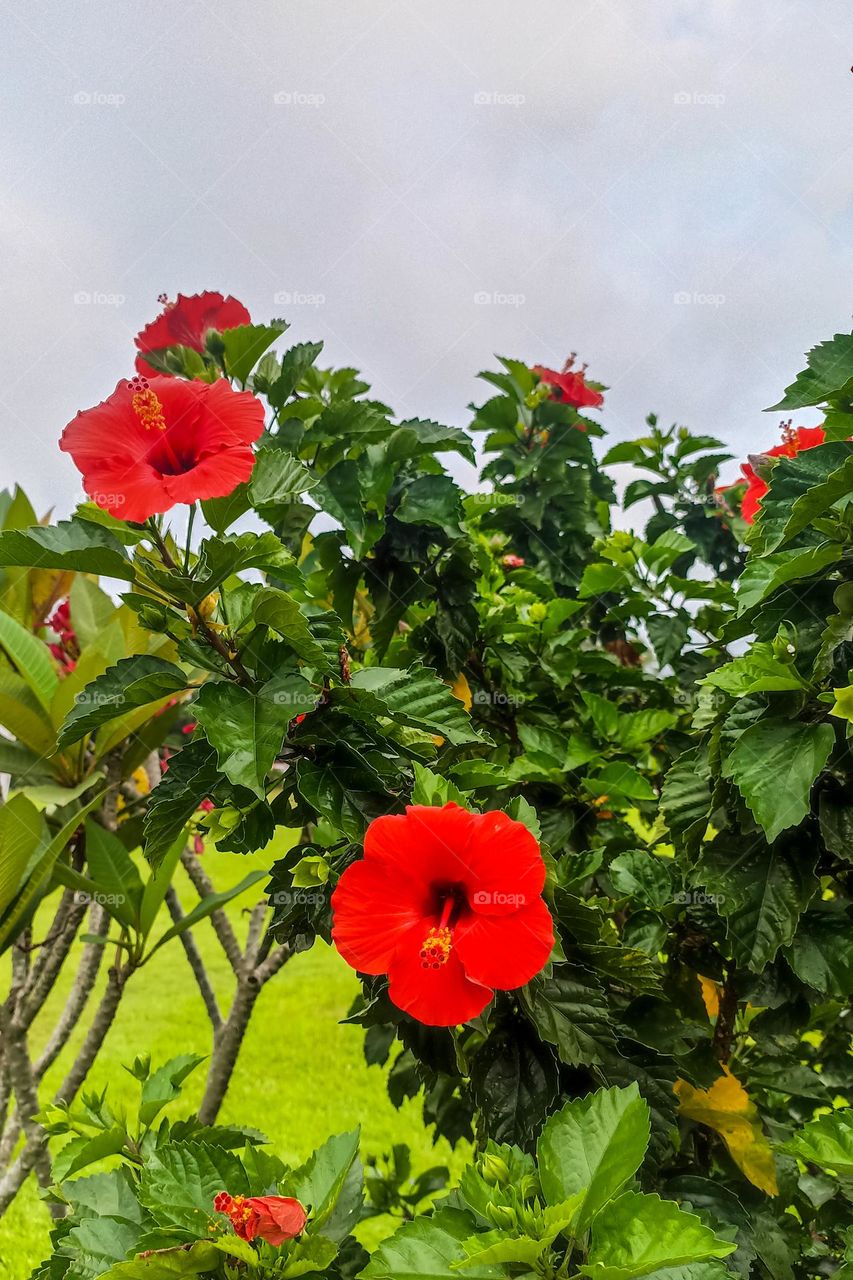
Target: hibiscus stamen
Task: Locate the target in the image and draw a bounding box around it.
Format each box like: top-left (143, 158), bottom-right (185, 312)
top-left (128, 375), bottom-right (166, 431)
top-left (156, 292), bottom-right (173, 308)
top-left (420, 925), bottom-right (452, 969)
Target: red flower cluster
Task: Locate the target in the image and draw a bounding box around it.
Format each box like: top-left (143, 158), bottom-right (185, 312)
top-left (47, 600), bottom-right (79, 673)
top-left (501, 554), bottom-right (525, 569)
top-left (135, 291), bottom-right (251, 377)
top-left (532, 361), bottom-right (604, 410)
top-left (331, 804), bottom-right (553, 1027)
top-left (214, 1192), bottom-right (307, 1246)
top-left (60, 374), bottom-right (264, 522)
top-left (735, 424), bottom-right (825, 523)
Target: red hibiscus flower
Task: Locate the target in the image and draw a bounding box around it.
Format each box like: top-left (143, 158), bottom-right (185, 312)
top-left (501, 554), bottom-right (525, 569)
top-left (214, 1192), bottom-right (307, 1246)
top-left (532, 362), bottom-right (604, 410)
top-left (331, 804), bottom-right (554, 1027)
top-left (135, 291), bottom-right (251, 377)
top-left (738, 424), bottom-right (825, 523)
top-left (60, 374), bottom-right (264, 523)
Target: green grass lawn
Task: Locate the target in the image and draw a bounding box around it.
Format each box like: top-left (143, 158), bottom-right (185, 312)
top-left (0, 840), bottom-right (467, 1277)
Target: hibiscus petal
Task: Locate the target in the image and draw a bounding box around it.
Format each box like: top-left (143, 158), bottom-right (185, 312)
top-left (331, 857), bottom-right (426, 975)
top-left (454, 897), bottom-right (554, 990)
top-left (388, 933), bottom-right (492, 1026)
top-left (362, 805), bottom-right (479, 888)
top-left (463, 810), bottom-right (546, 917)
top-left (163, 447), bottom-right (256, 505)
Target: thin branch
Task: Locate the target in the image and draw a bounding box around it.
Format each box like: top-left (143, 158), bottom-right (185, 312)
top-left (180, 850), bottom-right (242, 972)
top-left (165, 887), bottom-right (222, 1031)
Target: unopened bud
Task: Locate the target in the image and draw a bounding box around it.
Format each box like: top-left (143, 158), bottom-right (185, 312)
top-left (486, 1203), bottom-right (517, 1230)
top-left (480, 1152), bottom-right (511, 1187)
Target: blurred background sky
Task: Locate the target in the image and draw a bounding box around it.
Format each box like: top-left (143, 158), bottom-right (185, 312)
top-left (0, 0), bottom-right (850, 515)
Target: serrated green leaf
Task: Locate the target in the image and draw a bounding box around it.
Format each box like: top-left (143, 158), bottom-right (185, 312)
top-left (538, 1084), bottom-right (650, 1229)
top-left (721, 719), bottom-right (834, 842)
top-left (57, 656), bottom-right (189, 750)
top-left (0, 519), bottom-right (134, 579)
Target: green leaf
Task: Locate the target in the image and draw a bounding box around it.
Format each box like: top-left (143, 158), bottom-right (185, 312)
top-left (521, 971), bottom-right (616, 1066)
top-left (699, 834), bottom-right (818, 971)
top-left (249, 448), bottom-right (318, 520)
top-left (266, 340), bottom-right (324, 405)
top-left (0, 794), bottom-right (45, 916)
top-left (53, 1124), bottom-right (127, 1182)
top-left (362, 1207), bottom-right (501, 1279)
top-left (0, 789), bottom-right (107, 952)
top-left (585, 763), bottom-right (656, 804)
top-left (138, 1055), bottom-right (206, 1126)
top-left (582, 1190), bottom-right (736, 1280)
top-left (736, 543), bottom-right (843, 614)
top-left (778, 1108), bottom-right (853, 1176)
top-left (0, 607), bottom-right (58, 710)
top-left (538, 1084), bottom-right (651, 1229)
top-left (221, 322), bottom-right (286, 384)
top-left (0, 519), bottom-right (134, 579)
top-left (139, 1140), bottom-right (247, 1232)
top-left (100, 1242), bottom-right (221, 1279)
top-left (155, 532), bottom-right (296, 606)
top-left (703, 645), bottom-right (808, 697)
top-left (253, 588), bottom-right (331, 669)
top-left (201, 485), bottom-right (251, 534)
top-left (194, 673), bottom-right (310, 796)
top-left (148, 870), bottom-right (267, 957)
top-left (411, 762), bottom-right (468, 808)
top-left (768, 331), bottom-right (853, 409)
top-left (751, 442), bottom-right (853, 553)
top-left (57, 656), bottom-right (188, 750)
top-left (609, 851), bottom-right (672, 910)
top-left (286, 1129), bottom-right (361, 1241)
top-left (396, 476), bottom-right (463, 536)
top-left (784, 907), bottom-right (853, 996)
top-left (142, 741), bottom-right (221, 868)
top-left (456, 1231), bottom-right (548, 1268)
top-left (721, 719), bottom-right (834, 842)
top-left (84, 821), bottom-right (145, 930)
top-left (339, 665), bottom-right (480, 746)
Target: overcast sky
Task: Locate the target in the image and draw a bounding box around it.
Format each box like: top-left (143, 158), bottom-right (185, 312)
top-left (1, 0), bottom-right (850, 516)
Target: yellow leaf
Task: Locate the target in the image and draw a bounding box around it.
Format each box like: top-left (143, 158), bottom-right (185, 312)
top-left (675, 1068), bottom-right (778, 1195)
top-left (450, 672), bottom-right (473, 712)
top-left (698, 975), bottom-right (720, 1020)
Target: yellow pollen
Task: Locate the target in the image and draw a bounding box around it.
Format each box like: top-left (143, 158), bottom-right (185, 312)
top-left (420, 925), bottom-right (452, 969)
top-left (132, 387), bottom-right (167, 431)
